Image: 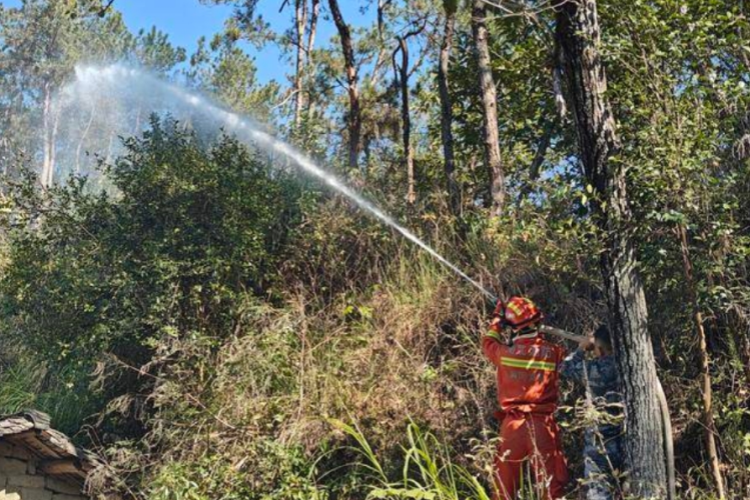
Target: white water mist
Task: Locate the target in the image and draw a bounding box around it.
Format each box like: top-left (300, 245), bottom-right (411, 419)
top-left (62, 64), bottom-right (496, 301)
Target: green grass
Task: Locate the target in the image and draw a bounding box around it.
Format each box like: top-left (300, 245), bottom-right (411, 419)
top-left (0, 347), bottom-right (98, 436)
top-left (330, 419), bottom-right (492, 500)
top-left (0, 353), bottom-right (44, 414)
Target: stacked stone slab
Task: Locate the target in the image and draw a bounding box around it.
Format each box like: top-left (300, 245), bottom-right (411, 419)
top-left (0, 411), bottom-right (101, 500)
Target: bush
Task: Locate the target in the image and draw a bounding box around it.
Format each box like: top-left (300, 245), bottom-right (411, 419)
top-left (149, 442), bottom-right (328, 500)
top-left (0, 119), bottom-right (305, 429)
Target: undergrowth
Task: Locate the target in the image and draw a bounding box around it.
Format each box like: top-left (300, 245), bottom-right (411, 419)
top-left (0, 126), bottom-right (747, 499)
top-left (0, 343), bottom-right (98, 436)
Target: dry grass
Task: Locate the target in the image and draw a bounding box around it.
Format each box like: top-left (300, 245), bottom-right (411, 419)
top-left (84, 207), bottom-right (747, 499)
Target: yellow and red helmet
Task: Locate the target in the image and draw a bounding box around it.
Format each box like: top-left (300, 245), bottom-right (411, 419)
top-left (495, 296), bottom-right (543, 331)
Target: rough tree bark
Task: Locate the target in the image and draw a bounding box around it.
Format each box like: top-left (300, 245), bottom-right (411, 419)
top-left (438, 0), bottom-right (459, 215)
top-left (471, 0), bottom-right (504, 216)
top-left (677, 224), bottom-right (726, 499)
top-left (328, 0), bottom-right (361, 170)
top-left (556, 1), bottom-right (669, 496)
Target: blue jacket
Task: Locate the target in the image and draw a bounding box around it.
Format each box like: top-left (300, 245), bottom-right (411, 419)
top-left (560, 349), bottom-right (623, 437)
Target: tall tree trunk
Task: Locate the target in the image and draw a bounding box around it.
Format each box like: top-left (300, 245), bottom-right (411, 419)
top-left (471, 0), bottom-right (504, 216)
top-left (438, 1), bottom-right (459, 215)
top-left (133, 106), bottom-right (143, 135)
top-left (294, 0), bottom-right (308, 129)
top-left (369, 0), bottom-right (392, 90)
top-left (41, 82), bottom-right (54, 188)
top-left (105, 132), bottom-right (115, 164)
top-left (396, 37), bottom-right (415, 205)
top-left (328, 0), bottom-right (361, 170)
top-left (306, 0), bottom-right (320, 64)
top-left (377, 0), bottom-right (392, 41)
top-left (677, 224), bottom-right (726, 499)
top-left (49, 110), bottom-right (59, 185)
top-left (556, 1), bottom-right (670, 497)
top-left (305, 0), bottom-right (320, 121)
top-left (0, 97), bottom-right (16, 177)
top-left (0, 134), bottom-right (7, 177)
top-left (75, 103), bottom-right (96, 175)
top-left (743, 318), bottom-right (750, 383)
top-left (42, 86), bottom-right (61, 188)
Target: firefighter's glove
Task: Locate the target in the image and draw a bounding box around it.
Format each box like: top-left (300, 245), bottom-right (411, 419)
top-left (489, 316), bottom-right (503, 333)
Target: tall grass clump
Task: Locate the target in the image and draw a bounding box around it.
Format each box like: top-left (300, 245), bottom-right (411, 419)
top-left (330, 419), bottom-right (492, 500)
top-left (0, 350), bottom-right (44, 414)
top-left (332, 419), bottom-right (571, 500)
top-left (0, 344), bottom-right (99, 435)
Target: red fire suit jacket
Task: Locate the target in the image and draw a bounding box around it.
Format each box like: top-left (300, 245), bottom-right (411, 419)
top-left (482, 328), bottom-right (565, 414)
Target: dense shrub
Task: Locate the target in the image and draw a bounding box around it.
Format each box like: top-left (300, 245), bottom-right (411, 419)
top-left (0, 119), bottom-right (305, 429)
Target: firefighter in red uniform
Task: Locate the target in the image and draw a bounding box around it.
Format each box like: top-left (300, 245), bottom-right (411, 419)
top-left (482, 296), bottom-right (569, 500)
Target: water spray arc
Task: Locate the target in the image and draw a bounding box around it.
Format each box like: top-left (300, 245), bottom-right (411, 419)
top-left (66, 65), bottom-right (497, 302)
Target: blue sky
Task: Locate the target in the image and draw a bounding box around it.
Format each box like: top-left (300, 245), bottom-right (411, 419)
top-left (4, 0), bottom-right (373, 84)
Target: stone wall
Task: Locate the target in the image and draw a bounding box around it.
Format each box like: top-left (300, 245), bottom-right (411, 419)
top-left (0, 442), bottom-right (87, 500)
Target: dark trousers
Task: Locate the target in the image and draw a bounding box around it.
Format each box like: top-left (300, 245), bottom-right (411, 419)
top-left (583, 430), bottom-right (623, 500)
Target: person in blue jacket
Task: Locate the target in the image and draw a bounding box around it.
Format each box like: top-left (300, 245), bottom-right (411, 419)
top-left (560, 325), bottom-right (624, 500)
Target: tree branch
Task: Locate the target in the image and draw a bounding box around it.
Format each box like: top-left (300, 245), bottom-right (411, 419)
top-left (97, 0), bottom-right (116, 17)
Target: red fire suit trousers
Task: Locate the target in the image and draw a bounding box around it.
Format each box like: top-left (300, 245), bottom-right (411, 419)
top-left (493, 412), bottom-right (568, 500)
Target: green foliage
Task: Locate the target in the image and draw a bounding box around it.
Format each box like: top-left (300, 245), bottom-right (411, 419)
top-left (186, 34), bottom-right (280, 123)
top-left (133, 26), bottom-right (187, 74)
top-left (330, 419), bottom-right (492, 500)
top-left (1, 0), bottom-right (750, 499)
top-left (99, 298), bottom-right (336, 499)
top-left (0, 345), bottom-right (98, 435)
top-left (149, 443), bottom-right (328, 500)
top-left (0, 350), bottom-right (44, 415)
top-left (0, 120), bottom-right (305, 440)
